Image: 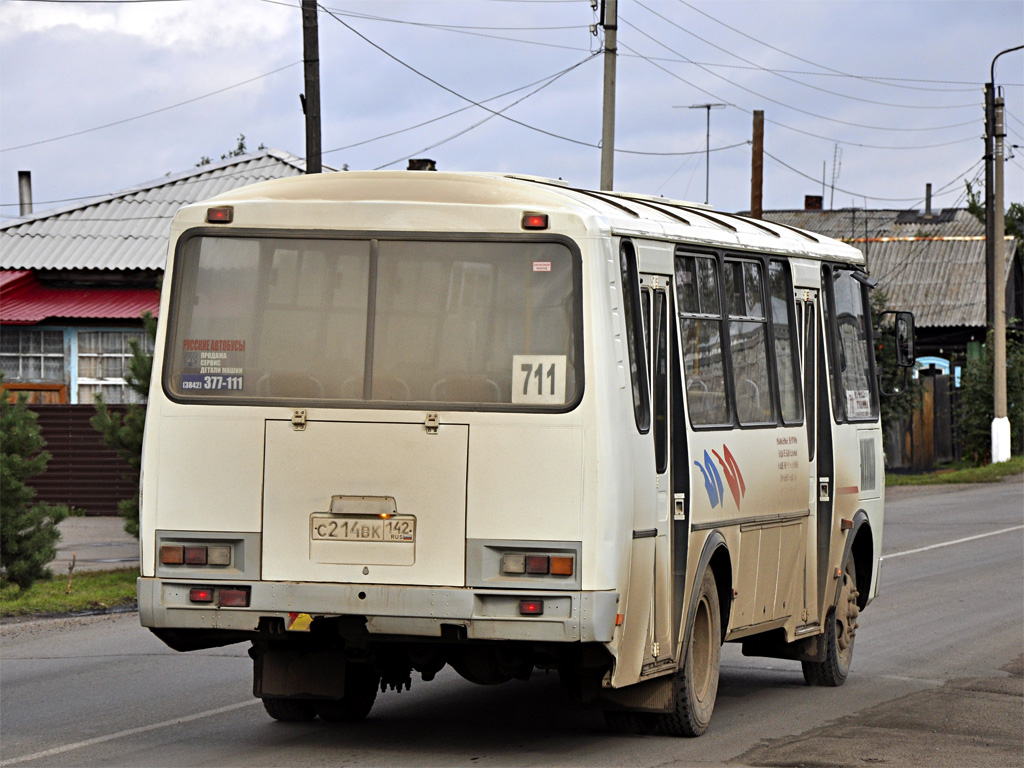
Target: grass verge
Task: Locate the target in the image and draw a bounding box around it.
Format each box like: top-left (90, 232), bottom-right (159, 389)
top-left (1, 567), bottom-right (137, 618)
top-left (886, 455), bottom-right (1024, 486)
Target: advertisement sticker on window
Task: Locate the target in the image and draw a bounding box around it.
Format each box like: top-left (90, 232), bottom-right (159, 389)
top-left (181, 339), bottom-right (246, 391)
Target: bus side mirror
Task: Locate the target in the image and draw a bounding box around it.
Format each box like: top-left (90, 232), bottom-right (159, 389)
top-left (893, 311), bottom-right (915, 368)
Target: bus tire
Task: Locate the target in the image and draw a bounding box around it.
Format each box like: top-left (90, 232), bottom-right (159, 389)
top-left (659, 567), bottom-right (721, 737)
top-left (802, 557), bottom-right (859, 687)
top-left (314, 664), bottom-right (380, 722)
top-left (262, 697), bottom-right (317, 722)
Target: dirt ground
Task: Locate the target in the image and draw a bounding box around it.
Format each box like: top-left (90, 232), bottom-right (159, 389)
top-left (733, 655), bottom-right (1024, 768)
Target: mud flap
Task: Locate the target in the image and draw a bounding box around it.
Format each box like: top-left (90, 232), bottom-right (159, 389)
top-left (596, 673), bottom-right (674, 713)
top-left (252, 646), bottom-right (347, 699)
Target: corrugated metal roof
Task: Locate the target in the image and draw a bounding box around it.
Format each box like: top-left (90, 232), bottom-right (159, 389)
top-left (0, 269), bottom-right (159, 323)
top-left (0, 149), bottom-right (314, 271)
top-left (861, 237), bottom-right (1017, 328)
top-left (757, 208), bottom-right (985, 241)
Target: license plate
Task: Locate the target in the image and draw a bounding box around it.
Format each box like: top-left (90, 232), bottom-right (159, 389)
top-left (310, 514), bottom-right (415, 543)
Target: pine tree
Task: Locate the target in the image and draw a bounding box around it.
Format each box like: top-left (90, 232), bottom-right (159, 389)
top-left (1, 374), bottom-right (72, 590)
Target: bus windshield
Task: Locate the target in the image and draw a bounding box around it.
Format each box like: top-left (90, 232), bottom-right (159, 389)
top-left (164, 234), bottom-right (580, 408)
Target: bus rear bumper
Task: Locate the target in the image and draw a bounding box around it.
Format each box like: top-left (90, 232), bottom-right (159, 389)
top-left (137, 577), bottom-right (618, 644)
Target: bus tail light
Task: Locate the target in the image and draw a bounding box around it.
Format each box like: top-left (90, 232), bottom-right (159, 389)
top-left (159, 543), bottom-right (232, 567)
top-left (219, 588), bottom-right (250, 608)
top-left (189, 588), bottom-right (214, 603)
top-left (500, 552), bottom-right (574, 577)
top-left (160, 545), bottom-right (184, 565)
top-left (519, 599), bottom-right (544, 616)
top-left (525, 555), bottom-right (549, 574)
top-left (549, 556), bottom-right (574, 575)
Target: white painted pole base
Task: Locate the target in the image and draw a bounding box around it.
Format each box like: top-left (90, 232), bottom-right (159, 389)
top-left (991, 417), bottom-right (1012, 463)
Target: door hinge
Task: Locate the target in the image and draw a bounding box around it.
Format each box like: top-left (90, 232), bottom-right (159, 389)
top-left (292, 409), bottom-right (307, 431)
top-left (424, 412), bottom-right (440, 435)
top-left (651, 641), bottom-right (660, 658)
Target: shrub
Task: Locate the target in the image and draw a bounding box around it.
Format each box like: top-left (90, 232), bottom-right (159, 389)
top-left (0, 374), bottom-right (72, 590)
top-left (957, 327), bottom-right (1024, 465)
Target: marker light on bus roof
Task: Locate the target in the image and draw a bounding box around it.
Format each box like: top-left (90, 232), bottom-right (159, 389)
top-left (206, 206), bottom-right (233, 224)
top-left (521, 213), bottom-right (548, 230)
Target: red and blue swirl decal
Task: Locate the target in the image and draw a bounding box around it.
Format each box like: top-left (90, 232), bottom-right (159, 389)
top-left (694, 445), bottom-right (746, 509)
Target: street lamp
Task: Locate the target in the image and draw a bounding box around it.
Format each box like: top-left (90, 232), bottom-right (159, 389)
top-left (675, 103), bottom-right (725, 204)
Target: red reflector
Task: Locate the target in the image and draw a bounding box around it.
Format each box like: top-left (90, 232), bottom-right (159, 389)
top-left (183, 546), bottom-right (207, 565)
top-left (218, 588), bottom-right (250, 608)
top-left (525, 555), bottom-right (549, 574)
top-left (160, 545), bottom-right (184, 565)
top-left (521, 213), bottom-right (548, 230)
top-left (206, 206), bottom-right (233, 223)
top-left (519, 599), bottom-right (544, 616)
top-left (189, 588), bottom-right (213, 603)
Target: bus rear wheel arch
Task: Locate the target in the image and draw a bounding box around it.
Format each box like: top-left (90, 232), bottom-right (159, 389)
top-left (658, 567), bottom-right (722, 736)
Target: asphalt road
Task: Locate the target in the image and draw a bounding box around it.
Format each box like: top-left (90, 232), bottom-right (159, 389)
top-left (1, 477), bottom-right (1021, 768)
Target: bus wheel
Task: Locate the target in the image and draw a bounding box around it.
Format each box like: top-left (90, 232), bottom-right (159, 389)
top-left (802, 557), bottom-right (859, 687)
top-left (658, 568), bottom-right (721, 737)
top-left (262, 697), bottom-right (316, 722)
top-left (314, 664), bottom-right (380, 722)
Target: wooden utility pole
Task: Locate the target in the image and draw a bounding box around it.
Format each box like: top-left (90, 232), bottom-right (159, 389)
top-left (599, 0), bottom-right (617, 191)
top-left (301, 0), bottom-right (322, 174)
top-left (750, 110), bottom-right (764, 219)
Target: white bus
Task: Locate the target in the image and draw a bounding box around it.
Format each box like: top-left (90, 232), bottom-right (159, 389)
top-left (138, 172), bottom-right (913, 736)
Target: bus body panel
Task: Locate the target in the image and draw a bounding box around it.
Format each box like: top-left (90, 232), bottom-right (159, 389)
top-left (137, 172), bottom-right (890, 721)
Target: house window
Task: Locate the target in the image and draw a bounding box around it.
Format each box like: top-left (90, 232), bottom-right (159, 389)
top-left (77, 330), bottom-right (152, 404)
top-left (0, 328), bottom-right (65, 382)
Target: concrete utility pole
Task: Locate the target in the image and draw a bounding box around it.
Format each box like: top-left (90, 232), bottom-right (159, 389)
top-left (599, 0), bottom-right (617, 191)
top-left (985, 44), bottom-right (1022, 463)
top-left (301, 0), bottom-right (322, 174)
top-left (750, 110), bottom-right (764, 219)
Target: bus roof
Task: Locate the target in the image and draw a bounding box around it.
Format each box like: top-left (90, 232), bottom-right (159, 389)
top-left (190, 171), bottom-right (864, 265)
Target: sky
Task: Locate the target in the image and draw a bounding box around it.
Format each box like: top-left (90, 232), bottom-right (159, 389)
top-left (1, 0), bottom-right (1022, 222)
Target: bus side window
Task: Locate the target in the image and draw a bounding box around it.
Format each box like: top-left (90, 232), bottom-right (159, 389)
top-left (620, 240), bottom-right (651, 433)
top-left (768, 260), bottom-right (803, 424)
top-left (724, 259), bottom-right (774, 425)
top-left (675, 252), bottom-right (730, 427)
top-left (823, 266), bottom-right (879, 422)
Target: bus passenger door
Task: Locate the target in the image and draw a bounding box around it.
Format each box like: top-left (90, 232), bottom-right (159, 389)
top-left (798, 293), bottom-right (822, 627)
top-left (641, 278), bottom-right (675, 671)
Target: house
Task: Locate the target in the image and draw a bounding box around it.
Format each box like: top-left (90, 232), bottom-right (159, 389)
top-left (1, 149), bottom-right (316, 403)
top-left (756, 200), bottom-right (1021, 469)
top-left (756, 203), bottom-right (1021, 369)
top-left (0, 149), bottom-right (317, 513)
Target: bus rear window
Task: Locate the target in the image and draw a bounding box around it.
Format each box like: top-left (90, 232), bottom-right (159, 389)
top-left (164, 235), bottom-right (579, 408)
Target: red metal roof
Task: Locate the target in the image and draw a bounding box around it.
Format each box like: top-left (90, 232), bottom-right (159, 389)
top-left (0, 270), bottom-right (159, 324)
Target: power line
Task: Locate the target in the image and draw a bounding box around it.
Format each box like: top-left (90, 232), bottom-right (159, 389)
top-left (372, 52), bottom-right (596, 169)
top-left (322, 56), bottom-right (600, 157)
top-left (318, 7), bottom-right (748, 158)
top-left (631, 0), bottom-right (978, 110)
top-left (676, 0), bottom-right (984, 94)
top-left (1, 62), bottom-right (301, 152)
top-left (763, 150), bottom-right (983, 203)
top-left (621, 16), bottom-right (978, 133)
top-left (618, 40), bottom-right (979, 152)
